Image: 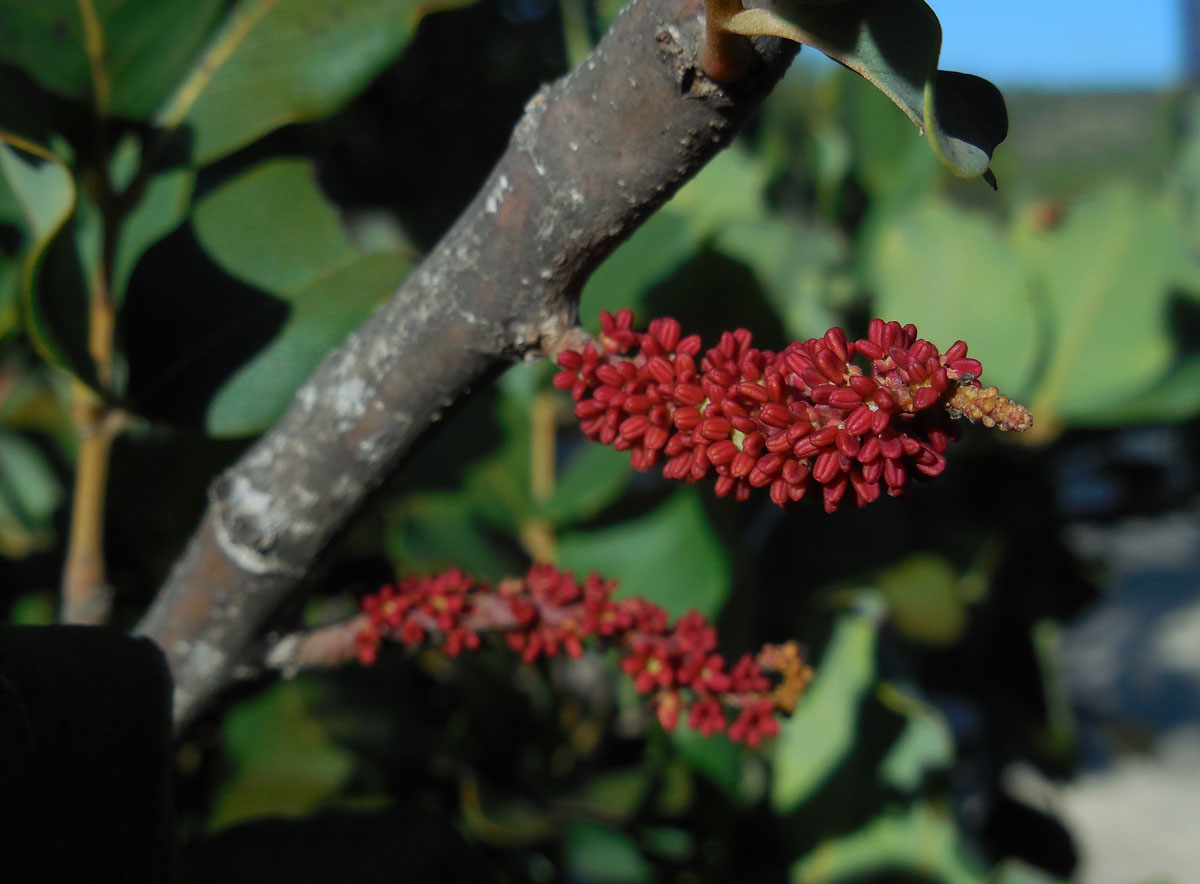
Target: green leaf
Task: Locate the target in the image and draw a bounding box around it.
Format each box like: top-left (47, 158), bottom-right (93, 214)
top-left (580, 210), bottom-right (693, 321)
top-left (192, 159), bottom-right (358, 295)
top-left (0, 137), bottom-right (75, 240)
top-left (580, 146), bottom-right (768, 321)
top-left (840, 67), bottom-right (941, 202)
top-left (210, 679), bottom-right (355, 831)
top-left (112, 167), bottom-right (194, 305)
top-left (1103, 352), bottom-right (1200, 424)
top-left (641, 826), bottom-right (693, 862)
top-left (540, 443), bottom-right (632, 526)
top-left (789, 802), bottom-right (988, 884)
top-left (713, 217), bottom-right (845, 341)
top-left (0, 2), bottom-right (98, 107)
top-left (994, 859), bottom-right (1069, 884)
top-left (564, 822), bottom-right (652, 884)
top-left (7, 592), bottom-right (56, 625)
top-left (877, 685), bottom-right (954, 792)
top-left (123, 156), bottom-right (409, 434)
top-left (557, 489), bottom-right (730, 620)
top-left (875, 553), bottom-right (967, 646)
top-left (384, 491), bottom-right (524, 579)
top-left (458, 382), bottom-right (536, 529)
top-left (0, 136), bottom-right (92, 379)
top-left (671, 723), bottom-right (748, 799)
top-left (0, 259), bottom-right (19, 339)
top-left (1017, 184), bottom-right (1200, 431)
top-left (161, 0), bottom-right (477, 165)
top-left (772, 599), bottom-right (881, 812)
top-left (0, 0), bottom-right (225, 118)
top-left (667, 144), bottom-right (769, 237)
top-left (864, 196), bottom-right (1038, 398)
top-left (205, 252), bottom-right (409, 436)
top-left (0, 431), bottom-right (65, 557)
top-left (724, 0), bottom-right (1006, 183)
top-left (566, 768), bottom-right (651, 821)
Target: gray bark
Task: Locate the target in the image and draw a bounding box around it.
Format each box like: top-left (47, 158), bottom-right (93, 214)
top-left (136, 0), bottom-right (799, 731)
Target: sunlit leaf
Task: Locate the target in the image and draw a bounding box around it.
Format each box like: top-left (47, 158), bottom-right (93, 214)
top-left (772, 598), bottom-right (881, 812)
top-left (1104, 352), bottom-right (1200, 424)
top-left (789, 802), bottom-right (988, 884)
top-left (877, 685), bottom-right (954, 792)
top-left (714, 217), bottom-right (846, 340)
top-left (0, 136), bottom-right (74, 239)
top-left (1016, 184), bottom-right (1200, 433)
top-left (864, 196), bottom-right (1037, 398)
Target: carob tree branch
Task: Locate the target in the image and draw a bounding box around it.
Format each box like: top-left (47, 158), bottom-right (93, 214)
top-left (136, 0), bottom-right (799, 732)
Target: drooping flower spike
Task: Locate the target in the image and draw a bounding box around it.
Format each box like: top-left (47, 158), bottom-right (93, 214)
top-left (357, 564), bottom-right (812, 747)
top-left (554, 311), bottom-right (1031, 513)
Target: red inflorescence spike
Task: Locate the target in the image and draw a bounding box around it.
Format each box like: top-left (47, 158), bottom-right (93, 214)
top-left (554, 311), bottom-right (1029, 513)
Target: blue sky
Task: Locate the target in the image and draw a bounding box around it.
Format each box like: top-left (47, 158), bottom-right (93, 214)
top-left (935, 0), bottom-right (1184, 88)
top-left (793, 1), bottom-right (1186, 88)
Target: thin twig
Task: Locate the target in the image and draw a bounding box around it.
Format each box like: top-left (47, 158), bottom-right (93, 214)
top-left (264, 615), bottom-right (371, 677)
top-left (59, 122), bottom-right (124, 624)
top-left (60, 397), bottom-right (124, 624)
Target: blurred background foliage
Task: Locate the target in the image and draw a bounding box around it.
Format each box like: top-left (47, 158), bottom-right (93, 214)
top-left (2, 0), bottom-right (1198, 881)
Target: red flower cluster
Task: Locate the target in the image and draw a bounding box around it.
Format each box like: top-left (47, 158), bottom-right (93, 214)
top-left (357, 564), bottom-right (813, 746)
top-left (553, 311), bottom-right (1031, 513)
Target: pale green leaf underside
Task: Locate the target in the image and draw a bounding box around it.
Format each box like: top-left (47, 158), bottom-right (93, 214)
top-left (790, 803), bottom-right (989, 884)
top-left (0, 136), bottom-right (81, 373)
top-left (771, 599), bottom-right (881, 811)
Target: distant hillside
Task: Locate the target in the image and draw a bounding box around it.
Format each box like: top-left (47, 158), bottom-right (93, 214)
top-left (1001, 89), bottom-right (1183, 194)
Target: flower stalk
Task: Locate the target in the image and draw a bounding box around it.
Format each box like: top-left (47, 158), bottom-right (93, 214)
top-left (356, 565), bottom-right (813, 746)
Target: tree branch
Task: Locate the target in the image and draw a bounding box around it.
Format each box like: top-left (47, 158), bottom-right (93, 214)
top-left (136, 0), bottom-right (799, 732)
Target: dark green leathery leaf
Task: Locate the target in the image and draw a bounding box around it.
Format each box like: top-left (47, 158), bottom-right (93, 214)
top-left (720, 0), bottom-right (1007, 185)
